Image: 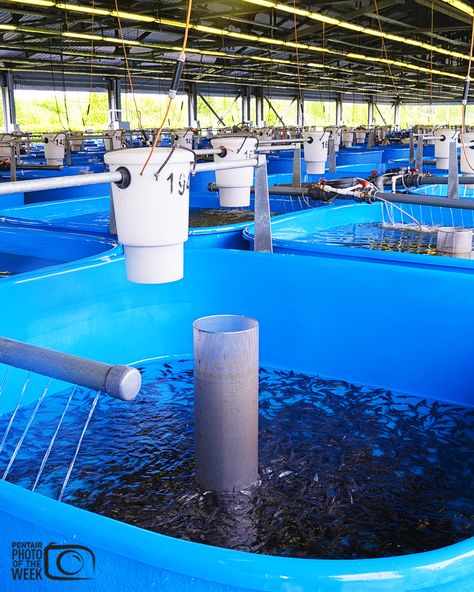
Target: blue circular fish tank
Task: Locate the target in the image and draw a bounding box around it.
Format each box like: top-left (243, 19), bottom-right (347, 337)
top-left (0, 248), bottom-right (472, 591)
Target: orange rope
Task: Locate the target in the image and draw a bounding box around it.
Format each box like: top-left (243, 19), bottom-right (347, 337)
top-left (140, 0), bottom-right (193, 175)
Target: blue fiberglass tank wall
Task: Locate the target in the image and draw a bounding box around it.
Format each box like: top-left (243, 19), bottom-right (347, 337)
top-left (0, 249), bottom-right (473, 591)
top-left (243, 200), bottom-right (474, 270)
top-left (0, 219), bottom-right (120, 276)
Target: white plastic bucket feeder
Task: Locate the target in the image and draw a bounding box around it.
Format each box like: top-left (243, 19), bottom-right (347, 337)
top-left (460, 132), bottom-right (474, 179)
top-left (355, 128), bottom-right (367, 144)
top-left (211, 135), bottom-right (257, 207)
top-left (342, 129), bottom-right (354, 148)
top-left (174, 130), bottom-right (194, 149)
top-left (434, 127), bottom-right (459, 169)
top-left (437, 226), bottom-right (473, 255)
top-left (303, 131), bottom-right (330, 174)
top-left (0, 134), bottom-right (14, 160)
top-left (104, 129), bottom-right (124, 152)
top-left (70, 132), bottom-right (84, 152)
top-left (256, 127), bottom-right (274, 140)
top-left (43, 132), bottom-right (66, 166)
top-left (104, 147), bottom-right (194, 284)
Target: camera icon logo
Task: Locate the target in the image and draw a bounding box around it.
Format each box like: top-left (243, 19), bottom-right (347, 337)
top-left (44, 543), bottom-right (95, 581)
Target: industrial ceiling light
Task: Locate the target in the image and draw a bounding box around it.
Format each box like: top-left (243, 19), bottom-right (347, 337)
top-left (0, 0), bottom-right (466, 80)
top-left (438, 0), bottom-right (474, 16)
top-left (239, 0), bottom-right (470, 60)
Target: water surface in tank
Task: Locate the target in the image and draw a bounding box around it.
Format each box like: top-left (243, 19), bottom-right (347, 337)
top-left (289, 222), bottom-right (474, 257)
top-left (1, 358), bottom-right (472, 560)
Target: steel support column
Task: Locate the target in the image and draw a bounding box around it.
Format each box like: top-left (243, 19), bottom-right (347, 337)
top-left (1, 72), bottom-right (17, 132)
top-left (296, 94), bottom-right (304, 127)
top-left (335, 95), bottom-right (343, 126)
top-left (368, 97), bottom-right (375, 127)
top-left (255, 88), bottom-right (265, 126)
top-left (187, 82), bottom-right (198, 127)
top-left (108, 78), bottom-right (122, 127)
top-left (242, 87), bottom-right (252, 124)
top-left (394, 97), bottom-right (401, 130)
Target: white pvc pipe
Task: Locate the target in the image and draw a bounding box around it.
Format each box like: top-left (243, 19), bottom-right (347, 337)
top-left (0, 171), bottom-right (120, 195)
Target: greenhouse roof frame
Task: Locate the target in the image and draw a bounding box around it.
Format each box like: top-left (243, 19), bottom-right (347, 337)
top-left (0, 0), bottom-right (471, 103)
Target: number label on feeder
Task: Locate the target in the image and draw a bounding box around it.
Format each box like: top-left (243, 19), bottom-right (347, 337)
top-left (162, 172), bottom-right (189, 196)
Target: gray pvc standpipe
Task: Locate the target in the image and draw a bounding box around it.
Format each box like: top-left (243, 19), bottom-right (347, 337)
top-left (0, 336), bottom-right (141, 400)
top-left (194, 315), bottom-right (259, 492)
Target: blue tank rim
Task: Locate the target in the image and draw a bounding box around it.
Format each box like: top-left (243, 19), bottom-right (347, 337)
top-left (1, 466), bottom-right (473, 591)
top-left (242, 203), bottom-right (474, 271)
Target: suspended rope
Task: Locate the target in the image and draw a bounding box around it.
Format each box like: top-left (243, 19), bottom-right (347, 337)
top-left (140, 0), bottom-right (193, 175)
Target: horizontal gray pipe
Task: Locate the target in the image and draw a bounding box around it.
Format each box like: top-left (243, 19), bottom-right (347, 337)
top-left (194, 158), bottom-right (258, 173)
top-left (12, 165), bottom-right (65, 171)
top-left (0, 171), bottom-right (121, 195)
top-left (212, 182), bottom-right (474, 211)
top-left (420, 176), bottom-right (474, 185)
top-left (372, 191), bottom-right (474, 210)
top-left (0, 337), bottom-right (141, 401)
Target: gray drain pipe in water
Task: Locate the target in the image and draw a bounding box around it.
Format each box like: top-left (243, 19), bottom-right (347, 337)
top-left (193, 315), bottom-right (259, 492)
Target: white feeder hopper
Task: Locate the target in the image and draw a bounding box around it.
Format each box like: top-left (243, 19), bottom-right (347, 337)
top-left (325, 127), bottom-right (341, 152)
top-left (256, 127), bottom-right (274, 140)
top-left (104, 147), bottom-right (194, 284)
top-left (342, 129), bottom-right (354, 148)
top-left (424, 126), bottom-right (435, 145)
top-left (460, 132), bottom-right (474, 178)
top-left (303, 131), bottom-right (330, 174)
top-left (211, 135), bottom-right (257, 207)
top-left (434, 127), bottom-right (459, 169)
top-left (174, 130), bottom-right (194, 149)
top-left (0, 134), bottom-right (14, 160)
top-left (104, 129), bottom-right (124, 152)
top-left (437, 226), bottom-right (473, 255)
top-left (355, 128), bottom-right (367, 144)
top-left (43, 132), bottom-right (66, 166)
top-left (70, 132), bottom-right (84, 152)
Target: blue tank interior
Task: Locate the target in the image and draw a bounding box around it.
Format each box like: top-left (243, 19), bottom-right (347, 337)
top-left (0, 140), bottom-right (473, 592)
top-left (0, 249), bottom-right (473, 591)
top-left (0, 220), bottom-right (119, 275)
